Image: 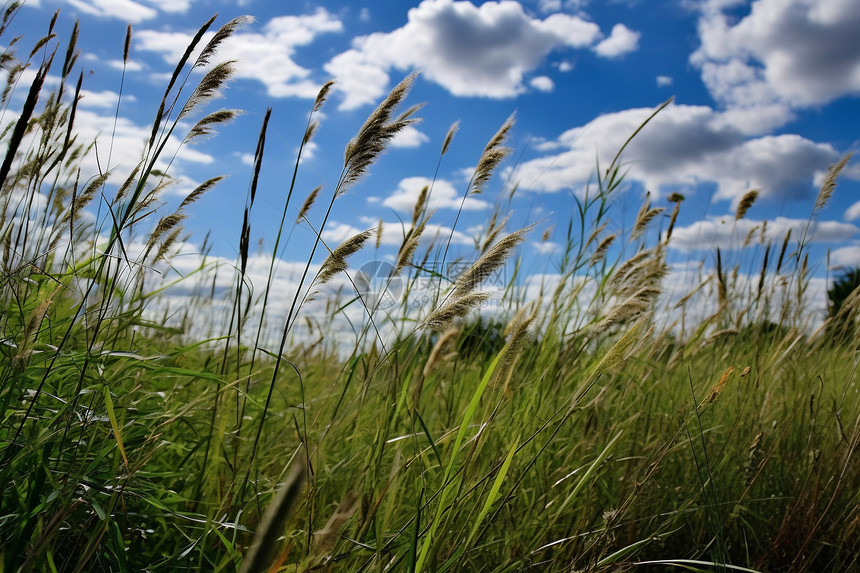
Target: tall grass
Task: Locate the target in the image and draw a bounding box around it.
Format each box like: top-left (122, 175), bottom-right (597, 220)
top-left (1, 11), bottom-right (859, 573)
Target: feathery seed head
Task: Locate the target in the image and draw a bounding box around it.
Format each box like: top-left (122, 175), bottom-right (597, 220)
top-left (297, 186), bottom-right (321, 223)
top-left (454, 225), bottom-right (530, 297)
top-left (441, 120), bottom-right (459, 156)
top-left (179, 176), bottom-right (223, 210)
top-left (412, 185), bottom-right (429, 226)
top-left (815, 151), bottom-right (853, 211)
top-left (195, 15), bottom-right (253, 70)
top-left (317, 229), bottom-right (373, 285)
top-left (180, 60), bottom-right (236, 119)
top-left (468, 113), bottom-right (514, 196)
top-left (423, 291), bottom-right (491, 331)
top-left (342, 72), bottom-right (419, 193)
top-left (375, 218), bottom-right (384, 249)
top-left (314, 79), bottom-right (335, 112)
top-left (735, 189), bottom-right (759, 220)
top-left (396, 214), bottom-right (431, 275)
top-left (423, 327), bottom-right (459, 379)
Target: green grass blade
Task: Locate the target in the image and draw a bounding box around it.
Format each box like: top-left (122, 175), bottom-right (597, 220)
top-left (466, 433), bottom-right (519, 547)
top-left (103, 386), bottom-right (128, 468)
top-left (415, 346), bottom-right (504, 573)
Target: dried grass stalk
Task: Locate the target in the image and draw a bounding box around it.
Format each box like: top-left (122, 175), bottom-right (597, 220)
top-left (632, 205), bottom-right (664, 241)
top-left (735, 189), bottom-right (758, 220)
top-left (185, 109), bottom-right (239, 141)
top-left (600, 286), bottom-right (661, 330)
top-left (296, 186), bottom-right (321, 223)
top-left (453, 226), bottom-right (529, 297)
top-left (317, 229), bottom-right (372, 285)
top-left (423, 291), bottom-right (491, 331)
top-left (395, 215), bottom-right (430, 275)
top-left (313, 79), bottom-right (335, 112)
top-left (239, 461), bottom-right (307, 573)
top-left (469, 113), bottom-right (514, 195)
top-left (195, 15), bottom-right (253, 70)
top-left (179, 60), bottom-right (235, 119)
top-left (423, 327), bottom-right (459, 380)
top-left (342, 72), bottom-right (420, 192)
top-left (179, 176), bottom-right (223, 210)
top-left (441, 120), bottom-right (459, 156)
top-left (590, 234), bottom-right (616, 265)
top-left (375, 218), bottom-right (384, 249)
top-left (815, 152), bottom-right (853, 211)
top-left (412, 185), bottom-right (429, 226)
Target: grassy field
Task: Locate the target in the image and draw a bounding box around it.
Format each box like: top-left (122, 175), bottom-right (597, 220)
top-left (1, 12), bottom-right (859, 573)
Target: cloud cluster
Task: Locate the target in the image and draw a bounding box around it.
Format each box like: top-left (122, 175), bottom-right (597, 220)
top-left (324, 0), bottom-right (637, 109)
top-left (135, 8), bottom-right (342, 98)
top-left (321, 220), bottom-right (474, 247)
top-left (669, 215), bottom-right (858, 252)
top-left (692, 0), bottom-right (860, 132)
top-left (512, 103), bottom-right (843, 204)
top-left (376, 176), bottom-right (489, 212)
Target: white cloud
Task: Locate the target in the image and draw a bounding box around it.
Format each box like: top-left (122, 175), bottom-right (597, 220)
top-left (107, 59), bottom-right (144, 72)
top-left (512, 102), bottom-right (844, 204)
top-left (66, 0), bottom-right (156, 22)
top-left (135, 8), bottom-right (342, 99)
top-left (593, 23), bottom-right (640, 58)
top-left (845, 200), bottom-right (860, 222)
top-left (669, 215), bottom-right (859, 252)
top-left (390, 125), bottom-right (430, 148)
top-left (656, 75), bottom-right (673, 87)
top-left (324, 0), bottom-right (613, 109)
top-left (531, 240), bottom-right (561, 254)
top-left (691, 0), bottom-right (860, 132)
top-left (830, 245), bottom-right (860, 269)
top-left (557, 60), bottom-right (574, 72)
top-left (530, 75), bottom-right (555, 92)
top-left (378, 176), bottom-right (489, 212)
top-left (538, 0), bottom-right (562, 12)
top-left (143, 0), bottom-right (193, 13)
top-left (67, 109), bottom-right (214, 185)
top-left (322, 219), bottom-right (474, 246)
top-left (78, 89), bottom-right (135, 109)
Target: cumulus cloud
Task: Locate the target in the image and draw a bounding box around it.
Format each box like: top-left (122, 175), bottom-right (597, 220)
top-left (593, 23), bottom-right (640, 58)
top-left (78, 89), bottom-right (134, 109)
top-left (377, 176), bottom-right (490, 212)
top-left (135, 8), bottom-right (342, 99)
top-left (142, 0), bottom-right (193, 13)
top-left (66, 0), bottom-right (156, 22)
top-left (656, 75), bottom-right (673, 87)
top-left (830, 245), bottom-right (860, 269)
top-left (323, 0), bottom-right (633, 109)
top-left (321, 219), bottom-right (474, 246)
top-left (691, 0), bottom-right (860, 132)
top-left (512, 102), bottom-right (844, 204)
top-left (531, 240), bottom-right (561, 254)
top-left (390, 125), bottom-right (430, 148)
top-left (65, 109), bottom-right (214, 186)
top-left (669, 215), bottom-right (859, 252)
top-left (845, 200), bottom-right (860, 222)
top-left (530, 75), bottom-right (555, 92)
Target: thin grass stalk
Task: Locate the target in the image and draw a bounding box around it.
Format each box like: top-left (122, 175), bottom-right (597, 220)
top-left (241, 73), bottom-right (417, 507)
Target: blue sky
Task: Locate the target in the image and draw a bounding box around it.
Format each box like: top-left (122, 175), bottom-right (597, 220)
top-left (7, 0), bottom-right (860, 336)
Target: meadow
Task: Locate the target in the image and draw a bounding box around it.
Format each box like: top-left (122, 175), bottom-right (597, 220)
top-left (1, 11), bottom-right (859, 572)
